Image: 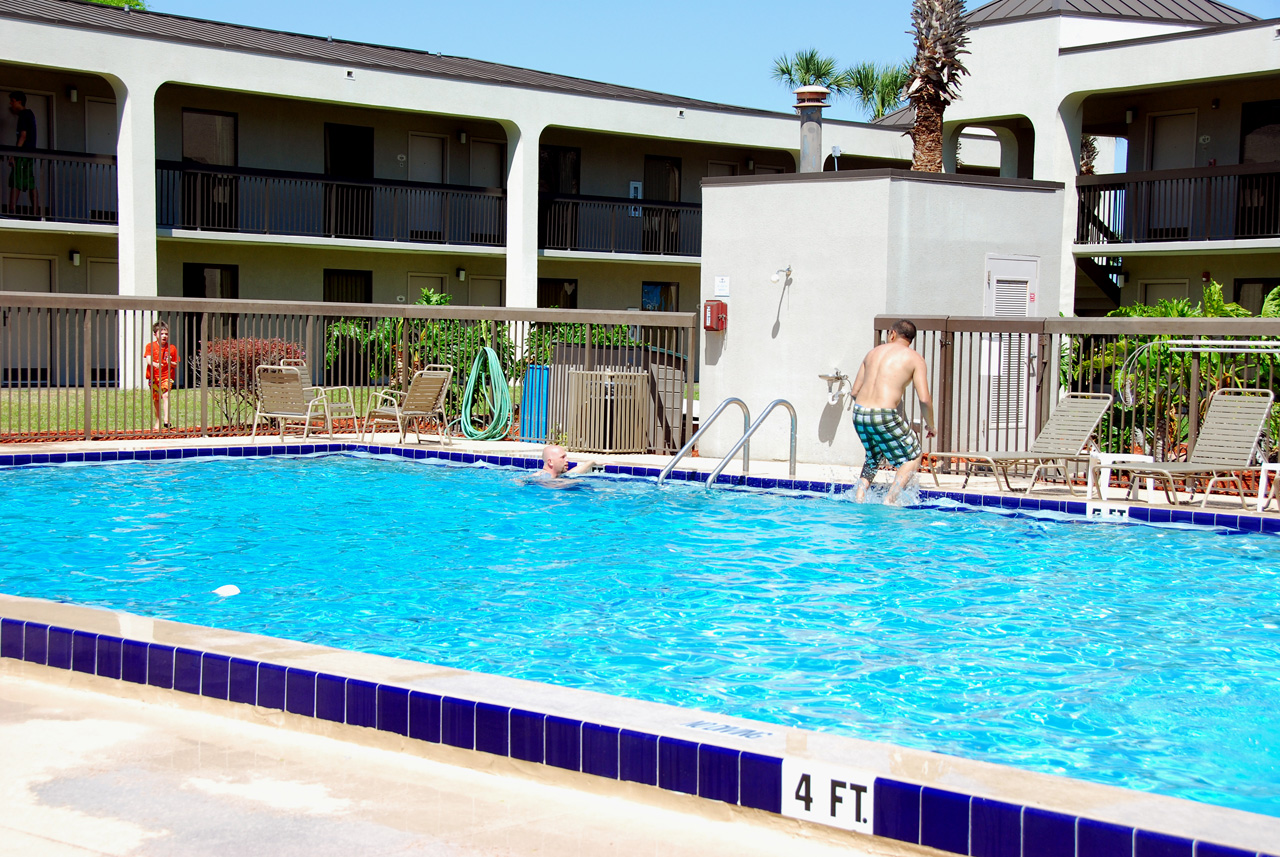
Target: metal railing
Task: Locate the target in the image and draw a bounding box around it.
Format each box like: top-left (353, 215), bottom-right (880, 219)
top-left (156, 162), bottom-right (506, 246)
top-left (875, 316), bottom-right (1280, 470)
top-left (1077, 163), bottom-right (1280, 244)
top-left (540, 194), bottom-right (702, 256)
top-left (0, 145), bottom-right (117, 225)
top-left (0, 292), bottom-right (696, 452)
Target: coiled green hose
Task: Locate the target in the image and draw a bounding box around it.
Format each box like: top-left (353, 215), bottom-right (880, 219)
top-left (458, 346), bottom-right (513, 441)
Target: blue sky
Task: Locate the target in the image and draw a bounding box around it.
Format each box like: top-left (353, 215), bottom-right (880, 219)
top-left (151, 0), bottom-right (1280, 122)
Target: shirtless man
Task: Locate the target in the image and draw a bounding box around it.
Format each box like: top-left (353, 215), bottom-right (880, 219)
top-left (848, 319), bottom-right (935, 504)
top-left (538, 444), bottom-right (596, 479)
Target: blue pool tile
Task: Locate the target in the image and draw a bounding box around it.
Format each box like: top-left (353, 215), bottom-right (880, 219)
top-left (197, 447), bottom-right (213, 457)
top-left (72, 631), bottom-right (97, 675)
top-left (1145, 508), bottom-right (1172, 524)
top-left (475, 702), bottom-right (510, 756)
top-left (971, 797), bottom-right (1021, 857)
top-left (658, 736), bottom-right (698, 795)
top-left (920, 787), bottom-right (970, 854)
top-left (510, 709), bottom-right (545, 763)
top-left (121, 640), bottom-right (148, 684)
top-left (285, 669), bottom-right (316, 716)
top-left (30, 453), bottom-right (50, 465)
top-left (228, 658), bottom-right (257, 704)
top-left (49, 453), bottom-right (67, 464)
top-left (738, 753), bottom-right (782, 813)
top-left (582, 723), bottom-right (620, 779)
top-left (83, 451), bottom-right (102, 462)
top-left (286, 445), bottom-right (302, 455)
top-left (345, 679), bottom-right (376, 728)
top-left (408, 691), bottom-right (441, 743)
top-left (697, 744), bottom-right (739, 804)
top-left (257, 663), bottom-right (286, 710)
top-left (377, 686), bottom-right (409, 736)
top-left (66, 452), bottom-right (85, 463)
top-left (1192, 511), bottom-right (1216, 528)
top-left (315, 673), bottom-right (346, 722)
top-left (46, 627), bottom-right (72, 669)
top-left (1065, 501), bottom-right (1087, 515)
top-left (745, 476), bottom-right (764, 488)
top-left (873, 778), bottom-right (921, 843)
top-left (147, 644), bottom-right (174, 689)
top-left (1194, 843), bottom-right (1256, 857)
top-left (1134, 830), bottom-right (1192, 857)
top-left (1022, 807), bottom-right (1074, 857)
top-left (1214, 513), bottom-right (1240, 531)
top-left (1041, 500), bottom-right (1066, 514)
top-left (94, 635), bottom-right (123, 680)
top-left (441, 697), bottom-right (476, 749)
top-left (1170, 509), bottom-right (1194, 525)
top-left (1235, 515), bottom-right (1264, 533)
top-left (11, 453), bottom-right (32, 465)
top-left (200, 653), bottom-right (230, 700)
top-left (1263, 516), bottom-right (1280, 534)
top-left (0, 618), bottom-right (23, 659)
top-left (544, 716), bottom-right (580, 771)
top-left (1078, 818), bottom-right (1133, 857)
top-left (174, 648), bottom-right (203, 695)
top-left (619, 730), bottom-right (658, 786)
top-left (23, 622), bottom-right (48, 665)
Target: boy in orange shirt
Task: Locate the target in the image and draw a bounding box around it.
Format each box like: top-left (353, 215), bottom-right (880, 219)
top-left (143, 321), bottom-right (178, 430)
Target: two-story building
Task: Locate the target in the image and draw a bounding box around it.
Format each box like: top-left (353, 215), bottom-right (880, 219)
top-left (0, 0), bottom-right (918, 318)
top-left (942, 0), bottom-right (1280, 316)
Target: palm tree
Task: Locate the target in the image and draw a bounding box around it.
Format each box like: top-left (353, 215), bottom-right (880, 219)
top-left (771, 49), bottom-right (853, 98)
top-left (906, 0), bottom-right (971, 172)
top-left (846, 61), bottom-right (912, 121)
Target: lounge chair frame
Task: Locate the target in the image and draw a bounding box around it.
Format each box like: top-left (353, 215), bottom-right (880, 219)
top-left (932, 392), bottom-right (1114, 495)
top-left (1094, 387), bottom-right (1275, 508)
top-left (280, 357), bottom-right (357, 432)
top-left (250, 364), bottom-right (332, 441)
top-left (360, 365), bottom-right (454, 445)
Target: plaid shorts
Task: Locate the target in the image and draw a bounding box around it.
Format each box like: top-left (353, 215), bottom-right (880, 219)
top-left (852, 404), bottom-right (921, 482)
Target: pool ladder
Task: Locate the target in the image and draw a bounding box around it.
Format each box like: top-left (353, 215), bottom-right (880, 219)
top-left (657, 397), bottom-right (797, 488)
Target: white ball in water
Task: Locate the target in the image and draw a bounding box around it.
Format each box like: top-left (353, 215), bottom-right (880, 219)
top-left (213, 584), bottom-right (241, 597)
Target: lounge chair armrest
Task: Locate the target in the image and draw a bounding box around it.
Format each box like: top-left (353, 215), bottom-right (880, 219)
top-left (325, 385), bottom-right (355, 403)
top-left (368, 390), bottom-right (400, 410)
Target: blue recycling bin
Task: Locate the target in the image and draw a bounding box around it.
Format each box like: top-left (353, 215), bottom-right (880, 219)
top-left (520, 365), bottom-right (550, 440)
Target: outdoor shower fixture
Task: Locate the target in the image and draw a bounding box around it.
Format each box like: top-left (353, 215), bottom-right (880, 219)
top-left (819, 369), bottom-right (850, 405)
top-left (770, 265), bottom-right (792, 284)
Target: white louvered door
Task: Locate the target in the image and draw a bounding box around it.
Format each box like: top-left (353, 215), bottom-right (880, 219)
top-left (982, 257), bottom-right (1038, 438)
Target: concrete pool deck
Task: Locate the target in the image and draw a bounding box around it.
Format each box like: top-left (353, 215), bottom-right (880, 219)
top-left (3, 432), bottom-right (1280, 857)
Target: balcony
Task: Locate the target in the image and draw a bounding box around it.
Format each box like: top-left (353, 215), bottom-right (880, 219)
top-left (156, 162), bottom-right (506, 247)
top-left (540, 194), bottom-right (701, 257)
top-left (1077, 163), bottom-right (1280, 245)
top-left (0, 146), bottom-right (118, 225)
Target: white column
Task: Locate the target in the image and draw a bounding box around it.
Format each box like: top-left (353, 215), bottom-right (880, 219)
top-left (114, 76), bottom-right (159, 298)
top-left (502, 119), bottom-right (544, 309)
top-left (1048, 101), bottom-right (1085, 317)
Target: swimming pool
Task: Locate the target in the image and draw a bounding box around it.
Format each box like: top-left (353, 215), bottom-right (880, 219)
top-left (4, 452), bottom-right (1280, 818)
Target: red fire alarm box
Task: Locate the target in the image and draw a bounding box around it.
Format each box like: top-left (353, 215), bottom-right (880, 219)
top-left (703, 300), bottom-right (727, 331)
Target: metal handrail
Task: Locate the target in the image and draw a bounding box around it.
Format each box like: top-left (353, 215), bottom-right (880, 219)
top-left (706, 399), bottom-right (797, 488)
top-left (656, 397), bottom-right (750, 485)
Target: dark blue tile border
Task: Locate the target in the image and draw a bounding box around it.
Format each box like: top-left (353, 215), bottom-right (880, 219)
top-left (921, 787), bottom-right (970, 854)
top-left (25, 622), bottom-right (50, 665)
top-left (377, 685), bottom-right (409, 736)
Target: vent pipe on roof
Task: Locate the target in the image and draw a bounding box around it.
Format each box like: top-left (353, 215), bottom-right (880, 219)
top-left (794, 86), bottom-right (830, 173)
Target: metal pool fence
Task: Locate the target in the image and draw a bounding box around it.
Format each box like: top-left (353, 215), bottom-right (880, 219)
top-left (874, 315), bottom-right (1280, 469)
top-left (0, 293), bottom-right (696, 452)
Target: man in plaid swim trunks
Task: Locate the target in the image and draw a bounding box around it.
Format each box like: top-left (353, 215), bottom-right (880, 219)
top-left (849, 319), bottom-right (935, 504)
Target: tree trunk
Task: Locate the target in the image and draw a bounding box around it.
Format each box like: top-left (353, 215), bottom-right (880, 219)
top-left (910, 96), bottom-right (945, 173)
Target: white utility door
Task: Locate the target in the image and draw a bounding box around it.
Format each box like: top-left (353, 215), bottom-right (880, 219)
top-left (470, 141), bottom-right (505, 188)
top-left (407, 134), bottom-right (446, 240)
top-left (982, 256), bottom-right (1037, 436)
top-left (86, 98), bottom-right (116, 154)
top-left (469, 278), bottom-right (503, 307)
top-left (409, 134), bottom-right (445, 183)
top-left (0, 256), bottom-right (53, 385)
top-left (407, 272), bottom-right (445, 304)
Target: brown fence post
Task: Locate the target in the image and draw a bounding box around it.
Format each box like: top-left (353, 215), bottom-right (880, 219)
top-left (939, 320), bottom-right (955, 455)
top-left (199, 312), bottom-right (209, 437)
top-left (82, 310), bottom-right (92, 441)
top-left (400, 312), bottom-right (410, 391)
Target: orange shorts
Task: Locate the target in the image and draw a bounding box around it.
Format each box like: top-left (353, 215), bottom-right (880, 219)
top-left (150, 379), bottom-right (173, 399)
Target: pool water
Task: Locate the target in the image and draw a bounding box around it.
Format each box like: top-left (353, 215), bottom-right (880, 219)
top-left (4, 453), bottom-right (1280, 816)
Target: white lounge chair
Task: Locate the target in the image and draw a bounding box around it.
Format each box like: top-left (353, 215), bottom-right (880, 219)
top-left (251, 364), bottom-right (332, 440)
top-left (360, 365), bottom-right (453, 444)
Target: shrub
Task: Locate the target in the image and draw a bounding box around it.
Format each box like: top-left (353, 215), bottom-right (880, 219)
top-left (191, 338), bottom-right (306, 423)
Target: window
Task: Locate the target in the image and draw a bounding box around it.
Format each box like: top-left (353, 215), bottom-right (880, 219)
top-left (539, 146), bottom-right (580, 194)
top-left (643, 155), bottom-right (681, 202)
top-left (538, 278), bottom-right (578, 309)
top-left (323, 269), bottom-right (373, 304)
top-left (182, 263), bottom-right (239, 340)
top-left (642, 281), bottom-right (679, 312)
top-left (1241, 100), bottom-right (1280, 164)
top-left (182, 110), bottom-right (237, 166)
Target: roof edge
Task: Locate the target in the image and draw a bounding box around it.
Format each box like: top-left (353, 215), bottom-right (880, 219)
top-left (969, 9), bottom-right (1251, 31)
top-left (1059, 15), bottom-right (1280, 54)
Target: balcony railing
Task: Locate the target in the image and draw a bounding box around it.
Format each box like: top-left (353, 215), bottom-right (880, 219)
top-left (156, 162), bottom-right (506, 247)
top-left (0, 145), bottom-right (118, 225)
top-left (540, 194), bottom-right (701, 256)
top-left (1077, 163), bottom-right (1280, 244)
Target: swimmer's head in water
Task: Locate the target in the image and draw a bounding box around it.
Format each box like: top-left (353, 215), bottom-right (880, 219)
top-left (541, 444), bottom-right (570, 476)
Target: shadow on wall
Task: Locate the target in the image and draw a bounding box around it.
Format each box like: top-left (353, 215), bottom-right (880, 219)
top-left (705, 329), bottom-right (725, 365)
top-left (771, 273), bottom-right (793, 339)
top-left (817, 397), bottom-right (846, 445)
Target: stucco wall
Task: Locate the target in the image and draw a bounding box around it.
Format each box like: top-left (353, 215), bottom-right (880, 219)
top-left (698, 172), bottom-right (1062, 468)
